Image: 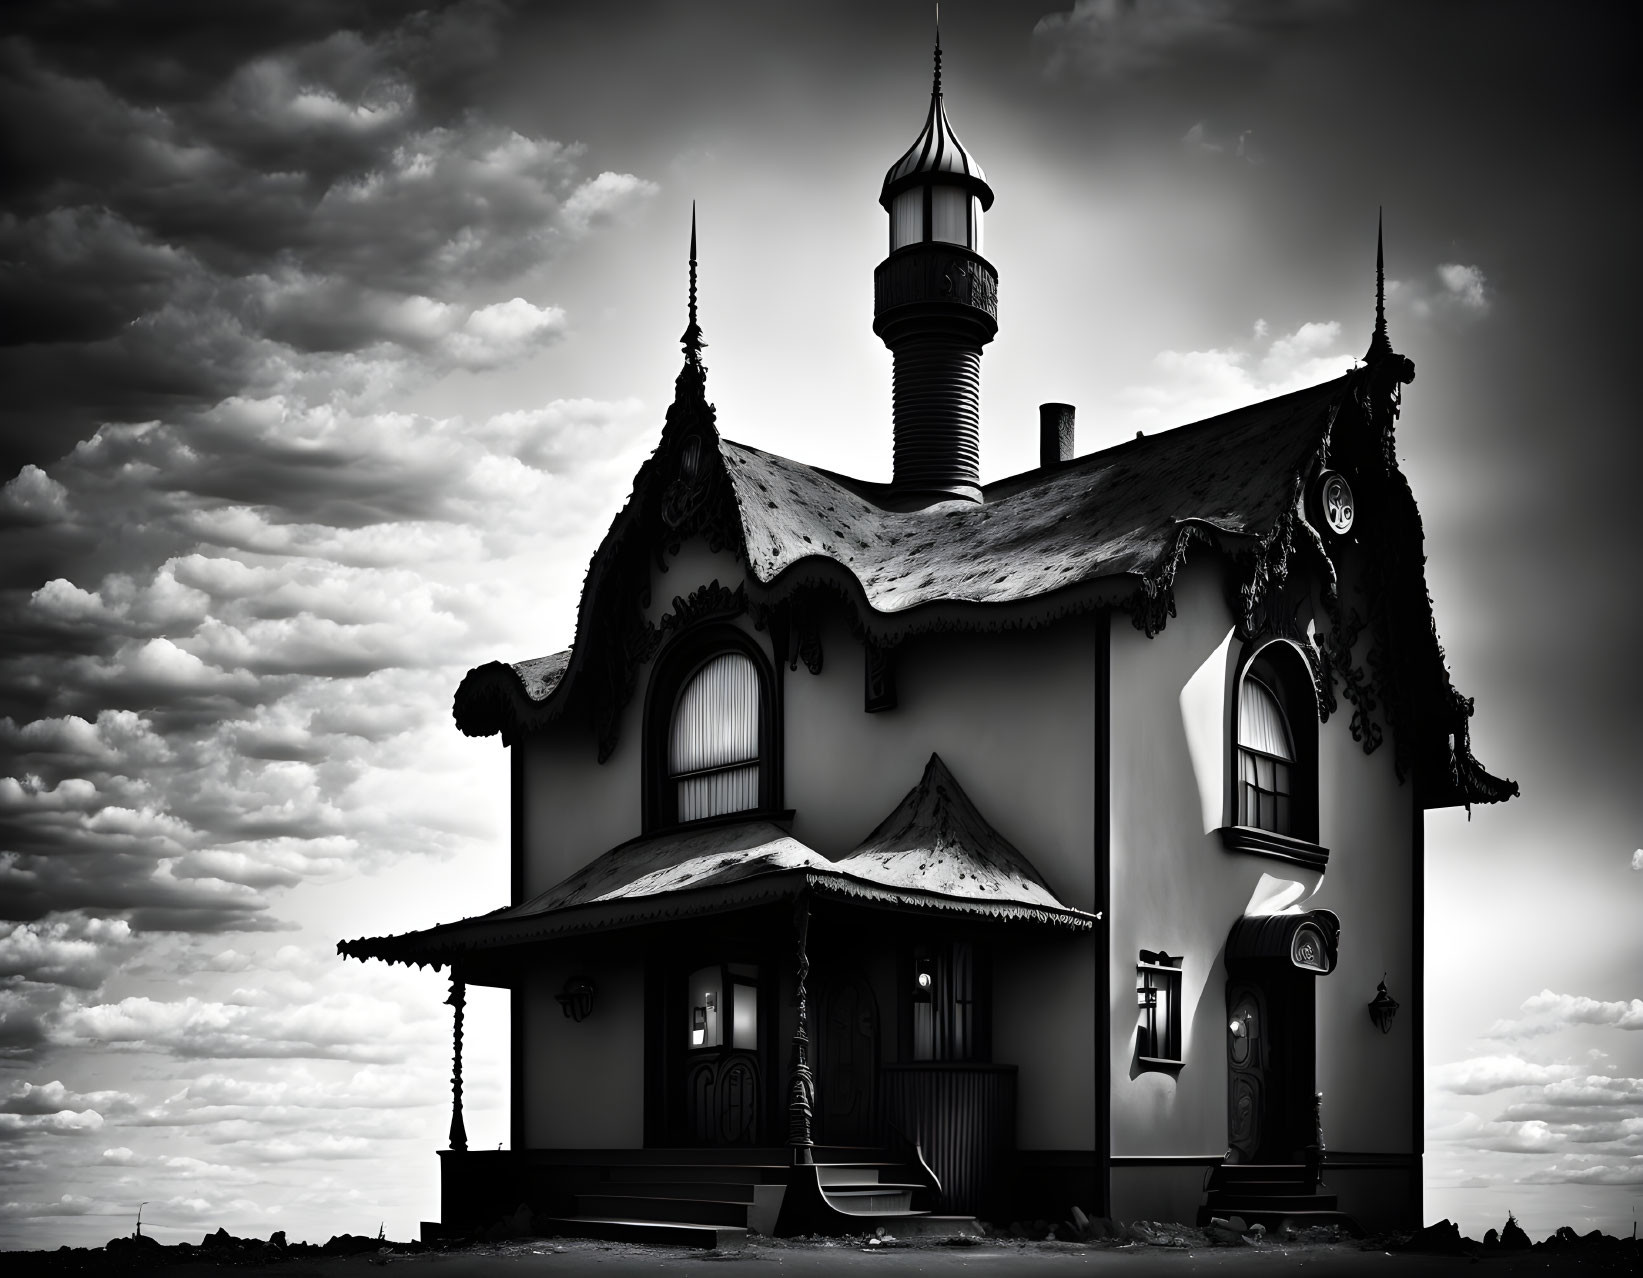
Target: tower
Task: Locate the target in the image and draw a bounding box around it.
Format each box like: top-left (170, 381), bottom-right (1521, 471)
top-left (873, 28), bottom-right (997, 505)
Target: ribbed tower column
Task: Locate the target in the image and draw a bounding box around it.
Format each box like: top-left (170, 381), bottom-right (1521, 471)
top-left (874, 32), bottom-right (997, 505)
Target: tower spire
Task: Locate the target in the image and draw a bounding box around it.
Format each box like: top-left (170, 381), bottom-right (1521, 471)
top-left (934, 4), bottom-right (942, 98)
top-left (1366, 207), bottom-right (1391, 361)
top-left (681, 201), bottom-right (705, 369)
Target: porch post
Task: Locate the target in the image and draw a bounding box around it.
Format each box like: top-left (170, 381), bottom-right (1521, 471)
top-left (787, 891), bottom-right (814, 1164)
top-left (445, 977), bottom-right (468, 1153)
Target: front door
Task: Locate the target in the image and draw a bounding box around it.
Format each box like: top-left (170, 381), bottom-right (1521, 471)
top-left (818, 972), bottom-right (879, 1145)
top-left (681, 962), bottom-right (763, 1146)
top-left (1226, 972), bottom-right (1316, 1163)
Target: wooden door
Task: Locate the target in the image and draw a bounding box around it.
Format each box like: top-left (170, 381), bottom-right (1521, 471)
top-left (819, 973), bottom-right (878, 1145)
top-left (1226, 982), bottom-right (1266, 1163)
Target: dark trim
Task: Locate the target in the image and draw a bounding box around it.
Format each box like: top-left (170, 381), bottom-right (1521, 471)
top-left (1094, 610), bottom-right (1111, 1219)
top-left (509, 742), bottom-right (525, 906)
top-left (509, 985), bottom-right (524, 1153)
top-left (1327, 1151), bottom-right (1418, 1170)
top-left (1411, 778), bottom-right (1425, 1225)
top-left (1109, 1154), bottom-right (1224, 1168)
top-left (641, 622), bottom-right (782, 832)
top-left (1217, 825), bottom-right (1330, 871)
top-left (1227, 637), bottom-right (1321, 844)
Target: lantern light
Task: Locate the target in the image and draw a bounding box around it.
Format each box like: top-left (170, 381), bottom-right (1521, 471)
top-left (557, 976), bottom-right (595, 1023)
top-left (1368, 978), bottom-right (1399, 1035)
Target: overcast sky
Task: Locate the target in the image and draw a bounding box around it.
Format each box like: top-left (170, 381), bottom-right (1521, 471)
top-left (2, 0), bottom-right (1639, 1250)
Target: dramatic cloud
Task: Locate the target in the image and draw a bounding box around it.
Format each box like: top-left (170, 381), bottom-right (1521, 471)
top-left (0, 1), bottom-right (656, 474)
top-left (1035, 0), bottom-right (1347, 80)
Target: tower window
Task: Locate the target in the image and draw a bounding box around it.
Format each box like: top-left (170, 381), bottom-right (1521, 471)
top-left (930, 184), bottom-right (969, 247)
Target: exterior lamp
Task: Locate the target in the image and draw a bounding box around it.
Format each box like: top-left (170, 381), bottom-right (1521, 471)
top-left (556, 976), bottom-right (595, 1023)
top-left (1367, 978), bottom-right (1399, 1034)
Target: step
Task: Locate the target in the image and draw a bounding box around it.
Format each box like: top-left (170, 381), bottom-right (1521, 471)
top-left (546, 1217), bottom-right (746, 1250)
top-left (821, 1187), bottom-right (917, 1215)
top-left (574, 1194), bottom-right (750, 1227)
top-left (816, 1164), bottom-right (885, 1186)
top-left (592, 1180), bottom-right (759, 1202)
top-left (1209, 1182), bottom-right (1334, 1202)
top-left (531, 1147), bottom-right (788, 1166)
top-left (605, 1163), bottom-right (786, 1185)
top-left (1211, 1163), bottom-right (1310, 1182)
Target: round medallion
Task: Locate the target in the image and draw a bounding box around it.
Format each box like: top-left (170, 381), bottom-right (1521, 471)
top-left (1319, 471), bottom-right (1355, 536)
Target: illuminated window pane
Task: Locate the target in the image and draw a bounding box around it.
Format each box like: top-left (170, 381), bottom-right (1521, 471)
top-left (731, 982), bottom-right (758, 1050)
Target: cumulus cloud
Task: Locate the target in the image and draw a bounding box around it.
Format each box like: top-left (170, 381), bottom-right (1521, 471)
top-left (0, 2), bottom-right (656, 475)
top-left (1631, 847), bottom-right (1641, 870)
top-left (1118, 317), bottom-right (1354, 433)
top-left (1430, 1054), bottom-right (1581, 1096)
top-left (0, 915), bottom-right (135, 988)
top-left (55, 991), bottom-right (439, 1062)
top-left (1487, 989), bottom-right (1643, 1039)
top-left (1387, 262), bottom-right (1492, 321)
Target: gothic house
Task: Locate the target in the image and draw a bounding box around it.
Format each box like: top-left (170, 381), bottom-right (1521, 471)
top-left (342, 41), bottom-right (1515, 1245)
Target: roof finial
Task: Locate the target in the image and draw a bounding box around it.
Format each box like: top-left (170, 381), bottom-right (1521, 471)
top-left (933, 3), bottom-right (942, 98)
top-left (681, 201), bottom-right (705, 368)
top-left (1366, 207), bottom-right (1392, 361)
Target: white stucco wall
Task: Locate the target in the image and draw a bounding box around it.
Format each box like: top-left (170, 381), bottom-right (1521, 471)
top-left (1108, 555), bottom-right (1416, 1169)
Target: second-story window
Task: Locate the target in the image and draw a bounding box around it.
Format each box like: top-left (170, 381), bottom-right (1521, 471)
top-left (669, 651), bottom-right (761, 823)
top-left (1237, 675), bottom-right (1294, 835)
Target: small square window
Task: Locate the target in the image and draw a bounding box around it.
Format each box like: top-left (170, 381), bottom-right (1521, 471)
top-left (1136, 950), bottom-right (1184, 1070)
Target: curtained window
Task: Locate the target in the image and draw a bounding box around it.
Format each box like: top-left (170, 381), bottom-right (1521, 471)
top-left (669, 651), bottom-right (762, 823)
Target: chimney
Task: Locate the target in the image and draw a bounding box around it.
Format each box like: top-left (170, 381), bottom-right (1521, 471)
top-left (1039, 403), bottom-right (1075, 468)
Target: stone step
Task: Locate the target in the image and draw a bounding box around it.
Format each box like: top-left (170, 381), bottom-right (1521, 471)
top-left (604, 1163), bottom-right (786, 1184)
top-left (821, 1187), bottom-right (918, 1214)
top-left (1206, 1192), bottom-right (1340, 1212)
top-left (574, 1194), bottom-right (751, 1227)
top-left (546, 1217), bottom-right (746, 1250)
top-left (591, 1180), bottom-right (759, 1202)
top-left (816, 1164), bottom-right (889, 1186)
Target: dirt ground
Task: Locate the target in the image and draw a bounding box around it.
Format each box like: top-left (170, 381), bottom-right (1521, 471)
top-left (44, 1235), bottom-right (1633, 1278)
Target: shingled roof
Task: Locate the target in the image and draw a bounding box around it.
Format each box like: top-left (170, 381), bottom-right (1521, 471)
top-left (453, 346), bottom-right (1515, 811)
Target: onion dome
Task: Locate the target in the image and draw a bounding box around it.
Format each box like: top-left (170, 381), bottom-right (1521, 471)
top-left (879, 38), bottom-right (994, 255)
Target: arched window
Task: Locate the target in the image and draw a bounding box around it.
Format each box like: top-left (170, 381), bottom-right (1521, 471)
top-left (670, 652), bottom-right (761, 822)
top-left (1223, 642), bottom-right (1323, 865)
top-left (644, 626), bottom-right (779, 830)
top-left (1237, 676), bottom-right (1294, 834)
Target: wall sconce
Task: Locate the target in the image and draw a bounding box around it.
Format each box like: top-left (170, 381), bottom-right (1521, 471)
top-left (556, 976), bottom-right (595, 1023)
top-left (1367, 978), bottom-right (1399, 1035)
top-left (1228, 1012), bottom-right (1254, 1038)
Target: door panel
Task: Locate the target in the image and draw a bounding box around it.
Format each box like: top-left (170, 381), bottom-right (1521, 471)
top-left (1226, 983), bottom-right (1266, 1163)
top-left (819, 974), bottom-right (879, 1145)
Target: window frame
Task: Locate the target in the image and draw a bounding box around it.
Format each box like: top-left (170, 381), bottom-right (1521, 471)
top-left (1220, 639), bottom-right (1328, 871)
top-left (1136, 949), bottom-right (1184, 1071)
top-left (642, 622), bottom-right (781, 832)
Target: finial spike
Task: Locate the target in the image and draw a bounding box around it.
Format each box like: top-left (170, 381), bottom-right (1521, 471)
top-left (933, 3), bottom-right (942, 97)
top-left (1367, 206), bottom-right (1391, 360)
top-left (681, 202), bottom-right (705, 368)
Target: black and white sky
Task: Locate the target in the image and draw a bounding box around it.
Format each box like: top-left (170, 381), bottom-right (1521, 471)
top-left (1, 0), bottom-right (1640, 1248)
